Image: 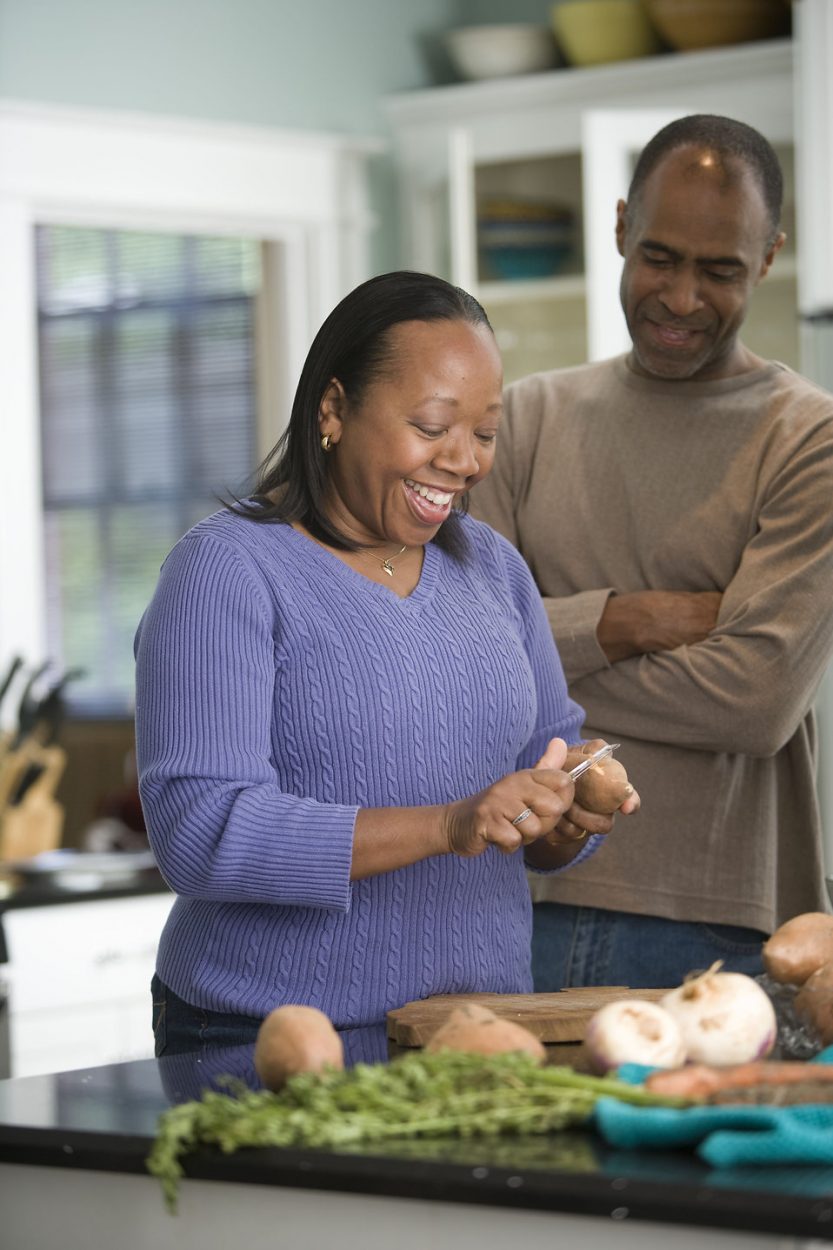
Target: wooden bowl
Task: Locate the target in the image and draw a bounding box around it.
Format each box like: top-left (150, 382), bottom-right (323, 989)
top-left (643, 0), bottom-right (790, 51)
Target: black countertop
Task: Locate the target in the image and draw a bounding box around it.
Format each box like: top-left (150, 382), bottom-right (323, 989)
top-left (1, 1029), bottom-right (832, 1240)
top-left (0, 855), bottom-right (169, 915)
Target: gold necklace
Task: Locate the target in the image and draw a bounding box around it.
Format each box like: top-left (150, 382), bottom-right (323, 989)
top-left (364, 544), bottom-right (407, 577)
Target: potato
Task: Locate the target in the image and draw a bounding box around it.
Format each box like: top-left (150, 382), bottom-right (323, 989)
top-left (254, 1004), bottom-right (344, 1090)
top-left (424, 1002), bottom-right (546, 1062)
top-left (574, 754), bottom-right (633, 814)
top-left (794, 960), bottom-right (833, 1046)
top-left (761, 912), bottom-right (833, 986)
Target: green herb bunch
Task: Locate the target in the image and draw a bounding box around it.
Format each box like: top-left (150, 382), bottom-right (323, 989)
top-left (148, 1050), bottom-right (684, 1212)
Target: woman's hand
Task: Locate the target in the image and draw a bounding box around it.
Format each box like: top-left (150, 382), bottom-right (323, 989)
top-left (543, 738), bottom-right (641, 845)
top-left (441, 737), bottom-right (575, 857)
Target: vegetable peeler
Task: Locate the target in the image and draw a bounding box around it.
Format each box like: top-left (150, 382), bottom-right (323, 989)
top-left (568, 742), bottom-right (620, 782)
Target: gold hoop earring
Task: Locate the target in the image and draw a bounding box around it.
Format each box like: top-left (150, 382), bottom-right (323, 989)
top-left (320, 433), bottom-right (332, 452)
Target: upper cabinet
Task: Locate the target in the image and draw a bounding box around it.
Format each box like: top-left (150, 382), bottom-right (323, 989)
top-left (384, 39), bottom-right (795, 382)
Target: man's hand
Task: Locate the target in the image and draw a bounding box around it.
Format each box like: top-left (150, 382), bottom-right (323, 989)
top-left (597, 590), bottom-right (722, 664)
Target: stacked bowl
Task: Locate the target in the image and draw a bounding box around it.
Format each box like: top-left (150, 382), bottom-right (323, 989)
top-left (477, 200), bottom-right (577, 282)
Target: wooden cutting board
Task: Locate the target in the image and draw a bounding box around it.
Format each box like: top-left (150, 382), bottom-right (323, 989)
top-left (386, 987), bottom-right (669, 1047)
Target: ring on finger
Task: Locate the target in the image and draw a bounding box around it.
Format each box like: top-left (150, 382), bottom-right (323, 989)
top-left (511, 807), bottom-right (533, 827)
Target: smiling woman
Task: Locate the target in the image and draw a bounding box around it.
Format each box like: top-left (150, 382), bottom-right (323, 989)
top-left (133, 270), bottom-right (639, 1058)
top-left (303, 316), bottom-right (503, 596)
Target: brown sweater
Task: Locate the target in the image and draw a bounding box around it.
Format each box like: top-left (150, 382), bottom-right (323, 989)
top-left (470, 355), bottom-right (833, 932)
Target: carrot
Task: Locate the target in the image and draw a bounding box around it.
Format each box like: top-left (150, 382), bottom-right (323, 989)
top-left (646, 1060), bottom-right (833, 1105)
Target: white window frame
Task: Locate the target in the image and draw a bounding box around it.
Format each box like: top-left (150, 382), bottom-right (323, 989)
top-left (0, 100), bottom-right (382, 683)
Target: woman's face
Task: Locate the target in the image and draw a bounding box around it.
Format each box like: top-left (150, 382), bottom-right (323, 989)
top-left (319, 318), bottom-right (503, 549)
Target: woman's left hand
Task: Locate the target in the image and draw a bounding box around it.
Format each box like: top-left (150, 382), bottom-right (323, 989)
top-left (534, 739), bottom-right (640, 849)
top-left (544, 794), bottom-right (634, 845)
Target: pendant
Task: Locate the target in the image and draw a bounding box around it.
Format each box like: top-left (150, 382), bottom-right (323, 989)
top-left (382, 560), bottom-right (395, 576)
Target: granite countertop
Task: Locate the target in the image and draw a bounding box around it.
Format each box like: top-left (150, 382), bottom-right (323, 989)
top-left (1, 1028), bottom-right (832, 1240)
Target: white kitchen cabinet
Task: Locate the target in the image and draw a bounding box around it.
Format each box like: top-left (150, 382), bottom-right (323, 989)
top-left (3, 890), bottom-right (174, 1077)
top-left (384, 39), bottom-right (797, 381)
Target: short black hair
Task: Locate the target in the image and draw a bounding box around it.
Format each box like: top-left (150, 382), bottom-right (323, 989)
top-left (626, 114), bottom-right (783, 243)
top-left (229, 270), bottom-right (492, 560)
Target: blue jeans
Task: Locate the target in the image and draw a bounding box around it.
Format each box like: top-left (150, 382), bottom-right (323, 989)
top-left (531, 903), bottom-right (766, 992)
top-left (151, 974), bottom-right (263, 1057)
top-left (151, 975), bottom-right (390, 1066)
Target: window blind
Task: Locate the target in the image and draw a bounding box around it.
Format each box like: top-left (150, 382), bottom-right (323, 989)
top-left (36, 225), bottom-right (261, 712)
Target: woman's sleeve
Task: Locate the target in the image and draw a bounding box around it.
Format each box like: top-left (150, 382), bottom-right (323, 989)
top-left (134, 533), bottom-right (357, 910)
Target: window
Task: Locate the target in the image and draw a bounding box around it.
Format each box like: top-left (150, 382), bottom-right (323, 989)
top-left (0, 101), bottom-right (377, 696)
top-left (36, 225), bottom-right (261, 712)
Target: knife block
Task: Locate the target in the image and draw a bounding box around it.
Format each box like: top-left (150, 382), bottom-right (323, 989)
top-left (0, 745), bottom-right (66, 862)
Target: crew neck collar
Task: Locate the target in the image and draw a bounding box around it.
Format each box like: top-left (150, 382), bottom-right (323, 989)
top-left (612, 353), bottom-right (780, 398)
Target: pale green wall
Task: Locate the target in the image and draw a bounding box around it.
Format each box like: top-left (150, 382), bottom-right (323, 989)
top-left (0, 0), bottom-right (458, 131)
top-left (0, 0), bottom-right (462, 267)
top-left (0, 0), bottom-right (549, 266)
top-left (455, 0), bottom-right (555, 25)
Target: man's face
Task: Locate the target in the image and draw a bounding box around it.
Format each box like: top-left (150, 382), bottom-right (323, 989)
top-left (616, 146), bottom-right (784, 381)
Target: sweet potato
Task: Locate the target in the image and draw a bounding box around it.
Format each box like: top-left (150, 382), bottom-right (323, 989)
top-left (794, 960), bottom-right (833, 1046)
top-left (254, 1004), bottom-right (344, 1090)
top-left (425, 1002), bottom-right (546, 1062)
top-left (761, 912), bottom-right (833, 985)
top-left (574, 754), bottom-right (633, 814)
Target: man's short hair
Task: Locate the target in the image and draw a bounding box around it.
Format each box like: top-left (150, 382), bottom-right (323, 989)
top-left (626, 114), bottom-right (783, 242)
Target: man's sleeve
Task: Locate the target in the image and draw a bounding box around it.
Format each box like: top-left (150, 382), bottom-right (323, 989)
top-left (571, 421), bottom-right (833, 756)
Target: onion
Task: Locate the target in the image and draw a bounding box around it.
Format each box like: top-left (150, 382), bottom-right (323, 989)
top-left (583, 999), bottom-right (687, 1074)
top-left (660, 962), bottom-right (777, 1066)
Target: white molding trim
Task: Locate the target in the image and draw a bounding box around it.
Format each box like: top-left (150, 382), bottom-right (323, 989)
top-left (794, 0), bottom-right (833, 315)
top-left (582, 107), bottom-right (686, 361)
top-left (0, 100), bottom-right (382, 674)
top-left (384, 40), bottom-right (793, 175)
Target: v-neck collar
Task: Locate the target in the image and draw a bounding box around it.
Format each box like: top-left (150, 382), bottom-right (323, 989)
top-left (282, 525), bottom-right (440, 610)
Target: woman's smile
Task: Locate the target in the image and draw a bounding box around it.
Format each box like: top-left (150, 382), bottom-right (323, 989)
top-left (403, 477), bottom-right (455, 526)
top-left (319, 318), bottom-right (503, 550)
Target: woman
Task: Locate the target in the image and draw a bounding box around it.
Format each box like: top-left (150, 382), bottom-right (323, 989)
top-left (135, 271), bottom-right (638, 1057)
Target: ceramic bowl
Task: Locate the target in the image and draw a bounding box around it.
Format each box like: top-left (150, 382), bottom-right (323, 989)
top-left (551, 0), bottom-right (661, 67)
top-left (444, 24), bottom-right (560, 81)
top-left (478, 200), bottom-right (576, 280)
top-left (643, 0), bottom-right (790, 51)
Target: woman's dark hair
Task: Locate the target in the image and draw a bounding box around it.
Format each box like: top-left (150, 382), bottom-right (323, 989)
top-left (626, 114), bottom-right (784, 246)
top-left (229, 270), bottom-right (493, 560)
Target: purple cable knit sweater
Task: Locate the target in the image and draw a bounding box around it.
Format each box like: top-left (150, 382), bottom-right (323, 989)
top-left (134, 509), bottom-right (593, 1027)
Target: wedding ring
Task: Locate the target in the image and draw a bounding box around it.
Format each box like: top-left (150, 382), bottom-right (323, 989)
top-left (511, 807), bottom-right (533, 827)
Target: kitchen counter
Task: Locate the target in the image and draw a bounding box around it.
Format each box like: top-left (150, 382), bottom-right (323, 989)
top-left (0, 854), bottom-right (169, 914)
top-left (1, 1030), bottom-right (832, 1250)
top-left (0, 866), bottom-right (174, 1078)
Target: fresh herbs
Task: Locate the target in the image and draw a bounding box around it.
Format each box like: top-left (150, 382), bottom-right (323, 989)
top-left (148, 1050), bottom-right (686, 1211)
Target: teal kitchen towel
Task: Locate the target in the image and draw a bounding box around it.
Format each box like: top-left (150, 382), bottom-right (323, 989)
top-left (594, 1047), bottom-right (833, 1167)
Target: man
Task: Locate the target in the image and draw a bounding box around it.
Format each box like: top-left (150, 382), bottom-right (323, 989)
top-left (470, 114), bottom-right (833, 991)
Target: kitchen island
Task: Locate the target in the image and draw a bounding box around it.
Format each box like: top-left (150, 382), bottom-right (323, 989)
top-left (1, 1030), bottom-right (832, 1250)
